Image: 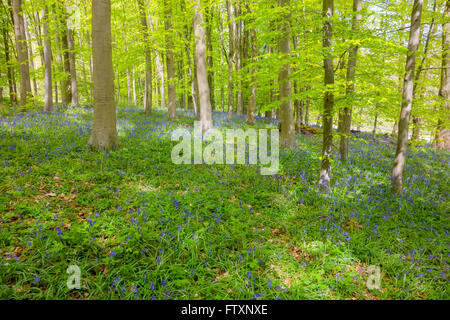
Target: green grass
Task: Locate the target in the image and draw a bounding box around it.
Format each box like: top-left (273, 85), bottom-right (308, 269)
top-left (0, 105), bottom-right (448, 300)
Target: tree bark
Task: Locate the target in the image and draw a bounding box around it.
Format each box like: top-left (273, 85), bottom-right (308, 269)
top-left (58, 1), bottom-right (71, 105)
top-left (226, 0), bottom-right (234, 119)
top-left (219, 8), bottom-right (225, 112)
top-left (137, 0), bottom-right (152, 115)
top-left (338, 0), bottom-right (361, 161)
top-left (165, 0), bottom-right (177, 120)
top-left (88, 0), bottom-right (118, 151)
top-left (391, 0), bottom-right (423, 195)
top-left (12, 0), bottom-right (32, 107)
top-left (2, 19), bottom-right (16, 106)
top-left (43, 6), bottom-right (53, 112)
top-left (436, 0), bottom-right (450, 150)
top-left (205, 2), bottom-right (215, 109)
top-left (235, 2), bottom-right (243, 115)
top-left (132, 68), bottom-right (137, 106)
top-left (24, 17), bottom-right (38, 97)
top-left (193, 0), bottom-right (214, 131)
top-left (149, 16), bottom-right (165, 109)
top-left (318, 0), bottom-right (334, 192)
top-left (278, 0), bottom-right (295, 147)
top-left (411, 0), bottom-right (437, 141)
top-left (68, 27), bottom-right (78, 106)
top-left (246, 9), bottom-right (257, 125)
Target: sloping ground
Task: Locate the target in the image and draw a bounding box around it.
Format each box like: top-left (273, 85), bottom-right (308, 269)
top-left (0, 106), bottom-right (448, 299)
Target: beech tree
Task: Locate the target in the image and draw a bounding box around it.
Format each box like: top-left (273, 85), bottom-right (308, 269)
top-left (318, 0), bottom-right (334, 192)
top-left (164, 0), bottom-right (177, 120)
top-left (193, 0), bottom-right (213, 131)
top-left (43, 5), bottom-right (52, 112)
top-left (337, 0), bottom-right (361, 162)
top-left (391, 0), bottom-right (423, 195)
top-left (87, 0), bottom-right (118, 151)
top-left (12, 0), bottom-right (32, 106)
top-left (245, 4), bottom-right (257, 126)
top-left (278, 0), bottom-right (295, 147)
top-left (436, 0), bottom-right (450, 150)
top-left (137, 0), bottom-right (152, 116)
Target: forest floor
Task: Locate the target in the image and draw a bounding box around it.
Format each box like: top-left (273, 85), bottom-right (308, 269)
top-left (0, 105), bottom-right (448, 299)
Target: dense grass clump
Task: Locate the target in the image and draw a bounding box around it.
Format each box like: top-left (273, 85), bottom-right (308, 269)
top-left (0, 106), bottom-right (448, 299)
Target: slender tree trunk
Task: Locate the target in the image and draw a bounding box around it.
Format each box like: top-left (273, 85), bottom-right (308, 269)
top-left (58, 1), bottom-right (71, 105)
top-left (79, 31), bottom-right (89, 103)
top-left (137, 0), bottom-right (152, 114)
top-left (12, 0), bottom-right (32, 106)
top-left (219, 8), bottom-right (225, 112)
top-left (88, 0), bottom-right (118, 151)
top-left (165, 0), bottom-right (177, 120)
top-left (132, 69), bottom-right (137, 106)
top-left (318, 0), bottom-right (334, 192)
top-left (184, 22), bottom-right (199, 117)
top-left (436, 0), bottom-right (450, 150)
top-left (149, 16), bottom-right (165, 109)
top-left (246, 12), bottom-right (257, 125)
top-left (305, 86), bottom-right (310, 126)
top-left (391, 0), bottom-right (423, 195)
top-left (54, 68), bottom-right (59, 104)
top-left (193, 0), bottom-right (213, 131)
top-left (116, 68), bottom-right (121, 103)
top-left (278, 0), bottom-right (295, 147)
top-left (24, 17), bottom-right (38, 97)
top-left (43, 6), bottom-right (53, 112)
top-left (68, 27), bottom-right (78, 105)
top-left (126, 68), bottom-right (132, 104)
top-left (338, 0), bottom-right (361, 161)
top-left (372, 113), bottom-right (378, 141)
top-left (205, 3), bottom-right (215, 109)
top-left (32, 11), bottom-right (45, 68)
top-left (292, 36), bottom-right (302, 128)
top-left (235, 2), bottom-right (243, 115)
top-left (412, 0), bottom-right (437, 141)
top-left (87, 29), bottom-right (94, 105)
top-left (226, 0), bottom-right (234, 119)
top-left (2, 22), bottom-right (16, 106)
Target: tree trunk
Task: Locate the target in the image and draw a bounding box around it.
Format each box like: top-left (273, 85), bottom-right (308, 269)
top-left (219, 8), bottom-right (225, 112)
top-left (2, 21), bottom-right (16, 106)
top-left (185, 23), bottom-right (198, 118)
top-left (43, 6), bottom-right (53, 112)
top-left (412, 0), bottom-right (437, 141)
top-left (24, 17), bottom-right (38, 97)
top-left (116, 68), bottom-right (121, 103)
top-left (132, 68), bottom-right (137, 106)
top-left (165, 0), bottom-right (177, 120)
top-left (338, 0), bottom-right (361, 161)
top-left (235, 2), bottom-right (243, 115)
top-left (12, 0), bottom-right (32, 107)
top-left (127, 68), bottom-right (132, 104)
top-left (372, 113), bottom-right (378, 141)
top-left (305, 86), bottom-right (310, 126)
top-left (278, 0), bottom-right (295, 147)
top-left (88, 0), bottom-right (118, 151)
top-left (68, 28), bottom-right (78, 106)
top-left (193, 0), bottom-right (214, 131)
top-left (246, 13), bottom-right (257, 125)
top-left (318, 0), bottom-right (334, 192)
top-left (292, 36), bottom-right (303, 128)
top-left (205, 3), bottom-right (215, 109)
top-left (226, 0), bottom-right (234, 119)
top-left (436, 0), bottom-right (450, 150)
top-left (58, 1), bottom-right (71, 105)
top-left (391, 0), bottom-right (423, 195)
top-left (149, 16), bottom-right (165, 109)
